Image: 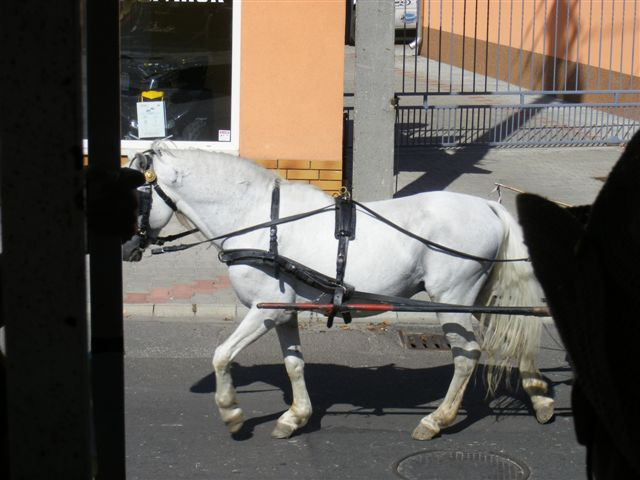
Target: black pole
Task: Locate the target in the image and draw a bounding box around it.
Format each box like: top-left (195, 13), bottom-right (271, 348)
top-left (1, 0), bottom-right (93, 477)
top-left (86, 0), bottom-right (126, 478)
top-left (257, 302), bottom-right (551, 317)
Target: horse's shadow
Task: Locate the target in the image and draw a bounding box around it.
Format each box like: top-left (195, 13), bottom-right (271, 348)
top-left (191, 362), bottom-right (572, 440)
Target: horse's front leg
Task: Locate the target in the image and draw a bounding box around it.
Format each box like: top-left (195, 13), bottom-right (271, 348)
top-left (213, 307), bottom-right (274, 434)
top-left (412, 314), bottom-right (481, 440)
top-left (271, 315), bottom-right (312, 439)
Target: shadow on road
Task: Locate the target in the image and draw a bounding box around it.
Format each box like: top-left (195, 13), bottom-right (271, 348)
top-left (190, 362), bottom-right (572, 440)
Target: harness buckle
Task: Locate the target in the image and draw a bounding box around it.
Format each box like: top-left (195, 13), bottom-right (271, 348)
top-left (335, 186), bottom-right (351, 201)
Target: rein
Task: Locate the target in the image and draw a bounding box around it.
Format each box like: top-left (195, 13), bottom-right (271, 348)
top-left (129, 149), bottom-right (543, 326)
top-left (149, 203), bottom-right (336, 254)
top-left (131, 149), bottom-right (529, 264)
top-left (352, 200), bottom-right (530, 263)
top-left (146, 187), bottom-right (529, 263)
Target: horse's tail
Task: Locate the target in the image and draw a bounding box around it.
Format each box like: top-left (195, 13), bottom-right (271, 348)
top-left (477, 201), bottom-right (545, 394)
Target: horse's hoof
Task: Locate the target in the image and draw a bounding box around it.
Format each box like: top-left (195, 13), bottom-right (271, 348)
top-left (411, 418), bottom-right (440, 440)
top-left (533, 397), bottom-right (554, 424)
top-left (271, 421), bottom-right (297, 439)
top-left (222, 407), bottom-right (244, 434)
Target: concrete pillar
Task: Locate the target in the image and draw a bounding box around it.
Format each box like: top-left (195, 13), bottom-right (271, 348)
top-left (352, 0), bottom-right (396, 201)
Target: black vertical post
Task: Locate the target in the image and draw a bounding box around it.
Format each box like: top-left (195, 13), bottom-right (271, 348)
top-left (341, 110), bottom-right (353, 193)
top-left (1, 0), bottom-right (93, 478)
top-left (86, 0), bottom-right (126, 478)
top-left (345, 0), bottom-right (352, 44)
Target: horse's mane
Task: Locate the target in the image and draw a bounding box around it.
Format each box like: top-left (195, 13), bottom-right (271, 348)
top-left (148, 140), bottom-right (332, 201)
top-left (149, 140), bottom-right (277, 185)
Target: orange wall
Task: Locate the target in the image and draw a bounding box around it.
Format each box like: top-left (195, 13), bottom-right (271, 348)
top-left (239, 0), bottom-right (345, 164)
top-left (424, 0), bottom-right (640, 79)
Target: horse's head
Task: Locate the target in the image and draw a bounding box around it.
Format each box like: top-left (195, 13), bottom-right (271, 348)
top-left (122, 150), bottom-right (180, 261)
top-left (517, 128), bottom-right (640, 476)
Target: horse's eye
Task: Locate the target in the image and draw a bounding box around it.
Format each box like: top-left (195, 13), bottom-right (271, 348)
top-left (134, 153), bottom-right (150, 171)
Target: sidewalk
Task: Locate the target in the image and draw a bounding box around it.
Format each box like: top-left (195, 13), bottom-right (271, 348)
top-left (122, 144), bottom-right (621, 321)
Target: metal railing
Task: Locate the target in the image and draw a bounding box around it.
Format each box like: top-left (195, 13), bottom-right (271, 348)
top-left (395, 102), bottom-right (640, 147)
top-left (392, 0), bottom-right (640, 147)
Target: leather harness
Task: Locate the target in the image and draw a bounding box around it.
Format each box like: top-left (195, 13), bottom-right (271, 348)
top-left (220, 182), bottom-right (359, 328)
top-left (134, 151), bottom-right (359, 327)
top-left (132, 150), bottom-right (531, 326)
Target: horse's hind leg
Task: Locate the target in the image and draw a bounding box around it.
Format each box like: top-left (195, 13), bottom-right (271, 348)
top-left (271, 314), bottom-right (312, 439)
top-left (412, 313), bottom-right (481, 440)
top-left (519, 356), bottom-right (554, 424)
top-left (213, 307), bottom-right (275, 434)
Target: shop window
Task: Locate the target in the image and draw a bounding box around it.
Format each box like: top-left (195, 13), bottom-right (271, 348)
top-left (119, 0), bottom-right (234, 143)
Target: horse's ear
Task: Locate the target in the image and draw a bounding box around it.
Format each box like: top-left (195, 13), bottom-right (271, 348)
top-left (564, 205), bottom-right (591, 227)
top-left (586, 128), bottom-right (640, 253)
top-left (517, 193), bottom-right (585, 324)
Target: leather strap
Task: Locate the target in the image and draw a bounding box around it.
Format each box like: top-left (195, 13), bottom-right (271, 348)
top-left (270, 180), bottom-right (281, 277)
top-left (153, 183), bottom-right (178, 212)
top-left (219, 248), bottom-right (354, 297)
top-left (328, 195), bottom-right (357, 327)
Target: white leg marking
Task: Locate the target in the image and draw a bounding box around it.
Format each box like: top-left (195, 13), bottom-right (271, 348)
top-left (271, 317), bottom-right (313, 439)
top-left (413, 313), bottom-right (480, 440)
top-left (520, 357), bottom-right (554, 424)
top-left (213, 307), bottom-right (274, 434)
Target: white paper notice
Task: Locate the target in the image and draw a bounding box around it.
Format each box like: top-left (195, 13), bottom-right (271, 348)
top-left (218, 129), bottom-right (231, 142)
top-left (137, 101), bottom-right (166, 138)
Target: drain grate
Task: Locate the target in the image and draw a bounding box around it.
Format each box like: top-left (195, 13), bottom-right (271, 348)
top-left (395, 450), bottom-right (530, 480)
top-left (400, 331), bottom-right (451, 350)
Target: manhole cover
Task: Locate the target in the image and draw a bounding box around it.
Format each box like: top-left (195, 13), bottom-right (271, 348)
top-left (395, 450), bottom-right (530, 480)
top-left (400, 331), bottom-right (451, 350)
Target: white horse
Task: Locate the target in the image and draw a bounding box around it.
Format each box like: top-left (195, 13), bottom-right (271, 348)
top-left (125, 143), bottom-right (554, 440)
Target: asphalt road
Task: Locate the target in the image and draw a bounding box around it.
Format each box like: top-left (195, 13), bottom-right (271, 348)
top-left (124, 316), bottom-right (585, 480)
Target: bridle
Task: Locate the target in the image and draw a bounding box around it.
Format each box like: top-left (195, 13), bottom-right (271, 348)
top-left (136, 152), bottom-right (178, 242)
top-left (123, 151), bottom-right (198, 261)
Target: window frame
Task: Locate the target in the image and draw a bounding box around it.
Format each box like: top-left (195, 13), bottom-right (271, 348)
top-left (84, 0), bottom-right (242, 156)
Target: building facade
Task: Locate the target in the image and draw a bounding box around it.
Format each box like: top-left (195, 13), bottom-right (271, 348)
top-left (116, 0), bottom-right (345, 194)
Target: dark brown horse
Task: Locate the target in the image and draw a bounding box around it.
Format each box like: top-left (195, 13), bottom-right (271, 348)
top-left (518, 130), bottom-right (640, 479)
